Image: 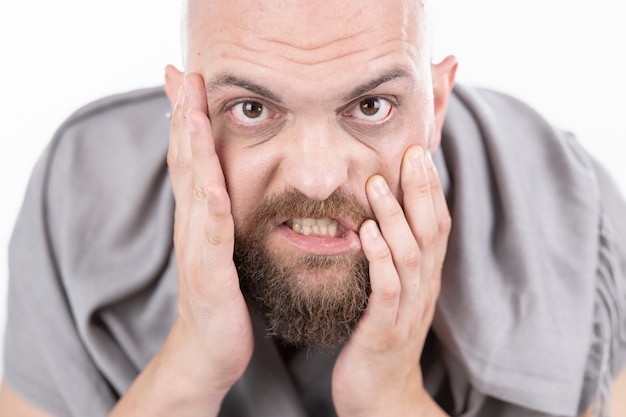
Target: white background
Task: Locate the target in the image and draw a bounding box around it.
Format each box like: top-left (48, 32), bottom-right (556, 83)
top-left (1, 1), bottom-right (624, 380)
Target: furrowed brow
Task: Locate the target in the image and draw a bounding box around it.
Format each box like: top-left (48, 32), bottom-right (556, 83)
top-left (206, 73), bottom-right (282, 103)
top-left (344, 67), bottom-right (415, 101)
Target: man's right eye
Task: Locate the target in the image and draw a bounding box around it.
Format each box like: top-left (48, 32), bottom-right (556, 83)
top-left (231, 100), bottom-right (270, 123)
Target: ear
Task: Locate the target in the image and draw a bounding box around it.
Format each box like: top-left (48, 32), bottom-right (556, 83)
top-left (164, 64), bottom-right (185, 107)
top-left (431, 55), bottom-right (458, 147)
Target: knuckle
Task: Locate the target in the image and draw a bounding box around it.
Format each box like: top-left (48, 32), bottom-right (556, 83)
top-left (372, 244), bottom-right (393, 264)
top-left (204, 227), bottom-right (222, 247)
top-left (175, 156), bottom-right (192, 174)
top-left (166, 151), bottom-right (176, 169)
top-left (386, 202), bottom-right (405, 223)
top-left (402, 247), bottom-right (422, 270)
top-left (203, 226), bottom-right (232, 248)
top-left (416, 226), bottom-right (438, 249)
top-left (438, 212), bottom-right (452, 234)
top-left (413, 177), bottom-right (431, 195)
top-left (371, 331), bottom-right (400, 352)
top-left (167, 153), bottom-right (192, 176)
top-left (193, 184), bottom-right (207, 204)
top-left (379, 281), bottom-right (401, 305)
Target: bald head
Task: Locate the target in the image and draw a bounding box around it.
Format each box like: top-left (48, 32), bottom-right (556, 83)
top-left (181, 0), bottom-right (432, 71)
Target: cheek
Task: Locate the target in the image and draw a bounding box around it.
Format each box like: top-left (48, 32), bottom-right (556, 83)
top-left (212, 139), bottom-right (257, 230)
top-left (377, 151), bottom-right (404, 198)
top-left (370, 128), bottom-right (423, 197)
top-left (214, 140), bottom-right (279, 230)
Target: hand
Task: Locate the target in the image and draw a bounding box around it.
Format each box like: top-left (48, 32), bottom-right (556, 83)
top-left (332, 145), bottom-right (451, 417)
top-left (164, 68), bottom-right (254, 399)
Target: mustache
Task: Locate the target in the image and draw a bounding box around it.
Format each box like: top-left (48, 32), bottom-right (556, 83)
top-left (238, 187), bottom-right (374, 235)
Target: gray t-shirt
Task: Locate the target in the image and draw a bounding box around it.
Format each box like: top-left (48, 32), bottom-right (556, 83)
top-left (4, 85), bottom-right (626, 416)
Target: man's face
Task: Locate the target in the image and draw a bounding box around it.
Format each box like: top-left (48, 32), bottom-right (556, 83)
top-left (184, 0), bottom-right (439, 348)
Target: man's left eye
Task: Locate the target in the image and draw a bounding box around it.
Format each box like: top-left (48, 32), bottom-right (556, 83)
top-left (345, 97), bottom-right (393, 122)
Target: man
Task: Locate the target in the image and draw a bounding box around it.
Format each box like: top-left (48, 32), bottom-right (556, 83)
top-left (2, 0), bottom-right (626, 416)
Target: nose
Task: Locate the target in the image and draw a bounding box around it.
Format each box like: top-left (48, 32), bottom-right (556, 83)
top-left (280, 120), bottom-right (349, 201)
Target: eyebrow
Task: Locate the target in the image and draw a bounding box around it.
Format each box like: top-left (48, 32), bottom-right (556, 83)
top-left (205, 66), bottom-right (415, 104)
top-left (206, 73), bottom-right (283, 103)
top-left (344, 67), bottom-right (416, 101)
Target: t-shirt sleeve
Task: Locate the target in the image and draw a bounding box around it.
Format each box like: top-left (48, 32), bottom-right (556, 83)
top-left (4, 139), bottom-right (117, 417)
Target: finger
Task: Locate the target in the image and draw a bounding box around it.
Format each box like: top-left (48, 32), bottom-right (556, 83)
top-left (426, 152), bottom-right (452, 262)
top-left (168, 74), bottom-right (208, 248)
top-left (185, 110), bottom-right (237, 294)
top-left (365, 174), bottom-right (422, 303)
top-left (176, 74), bottom-right (209, 203)
top-left (401, 146), bottom-right (439, 253)
top-left (185, 77), bottom-right (231, 276)
top-left (188, 107), bottom-right (227, 191)
top-left (178, 74), bottom-right (207, 173)
top-left (164, 64), bottom-right (184, 107)
top-left (182, 73), bottom-right (209, 115)
top-left (400, 147), bottom-right (447, 316)
top-left (359, 219), bottom-right (401, 331)
top-left (166, 85), bottom-right (191, 245)
top-left (400, 146), bottom-right (439, 289)
top-left (167, 85), bottom-right (185, 189)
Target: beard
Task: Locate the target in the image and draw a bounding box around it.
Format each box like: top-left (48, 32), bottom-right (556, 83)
top-left (234, 188), bottom-right (373, 349)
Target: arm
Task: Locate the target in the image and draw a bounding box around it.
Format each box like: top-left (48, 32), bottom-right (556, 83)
top-left (0, 383), bottom-right (56, 417)
top-left (578, 366), bottom-right (626, 416)
top-left (0, 71), bottom-right (254, 417)
top-left (610, 367), bottom-right (626, 415)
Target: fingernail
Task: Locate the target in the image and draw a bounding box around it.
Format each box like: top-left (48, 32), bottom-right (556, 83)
top-left (364, 220), bottom-right (380, 239)
top-left (410, 147), bottom-right (425, 170)
top-left (373, 176), bottom-right (389, 196)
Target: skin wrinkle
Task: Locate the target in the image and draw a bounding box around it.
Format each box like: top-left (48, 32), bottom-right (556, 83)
top-left (256, 30), bottom-right (372, 52)
top-left (212, 40), bottom-right (416, 82)
top-left (207, 40), bottom-right (426, 94)
top-left (205, 68), bottom-right (418, 114)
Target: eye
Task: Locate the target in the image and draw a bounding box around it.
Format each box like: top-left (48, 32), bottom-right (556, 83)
top-left (344, 97), bottom-right (393, 122)
top-left (231, 100), bottom-right (271, 123)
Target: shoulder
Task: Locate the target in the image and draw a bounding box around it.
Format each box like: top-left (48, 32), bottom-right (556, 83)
top-left (42, 85), bottom-right (171, 202)
top-left (61, 86), bottom-right (169, 125)
top-left (446, 84), bottom-right (570, 145)
top-left (47, 86), bottom-right (171, 173)
top-left (443, 83), bottom-right (598, 190)
top-left (36, 86), bottom-right (175, 283)
top-left (5, 88), bottom-right (176, 416)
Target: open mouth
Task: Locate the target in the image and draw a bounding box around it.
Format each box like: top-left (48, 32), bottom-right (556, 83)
top-left (284, 218), bottom-right (348, 238)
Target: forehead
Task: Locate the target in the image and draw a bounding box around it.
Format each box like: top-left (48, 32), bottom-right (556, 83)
top-left (186, 0), bottom-right (426, 62)
top-left (184, 0), bottom-right (429, 100)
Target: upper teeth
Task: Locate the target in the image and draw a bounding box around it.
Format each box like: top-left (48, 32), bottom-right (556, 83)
top-left (288, 218), bottom-right (340, 237)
